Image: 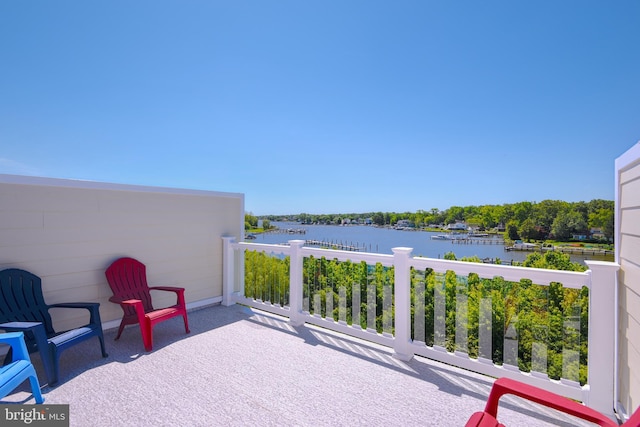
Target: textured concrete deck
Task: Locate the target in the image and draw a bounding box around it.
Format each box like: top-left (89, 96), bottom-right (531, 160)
top-left (2, 304), bottom-right (594, 426)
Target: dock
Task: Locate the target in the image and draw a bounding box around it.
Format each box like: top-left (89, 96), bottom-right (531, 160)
top-left (265, 228), bottom-right (307, 235)
top-left (450, 238), bottom-right (505, 245)
top-left (505, 245), bottom-right (614, 257)
top-left (304, 239), bottom-right (361, 251)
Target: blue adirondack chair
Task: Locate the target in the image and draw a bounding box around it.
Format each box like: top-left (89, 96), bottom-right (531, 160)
top-left (0, 332), bottom-right (44, 403)
top-left (0, 268), bottom-right (108, 385)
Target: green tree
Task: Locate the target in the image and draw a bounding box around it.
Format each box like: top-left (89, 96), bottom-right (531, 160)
top-left (245, 213), bottom-right (258, 230)
top-left (551, 211), bottom-right (588, 240)
top-left (445, 206), bottom-right (465, 225)
top-left (372, 212), bottom-right (385, 226)
top-left (478, 205), bottom-right (499, 229)
top-left (506, 221), bottom-right (520, 240)
top-left (518, 218), bottom-right (538, 241)
top-left (513, 201), bottom-right (533, 224)
top-left (588, 208), bottom-right (614, 241)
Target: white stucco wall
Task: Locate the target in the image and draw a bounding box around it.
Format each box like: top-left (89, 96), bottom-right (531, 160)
top-left (0, 174), bottom-right (243, 331)
top-left (615, 142), bottom-right (640, 419)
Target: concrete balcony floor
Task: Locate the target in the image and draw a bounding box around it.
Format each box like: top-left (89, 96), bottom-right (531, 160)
top-left (2, 304), bottom-right (594, 426)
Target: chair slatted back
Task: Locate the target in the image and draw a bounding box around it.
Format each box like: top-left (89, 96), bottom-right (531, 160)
top-left (0, 269), bottom-right (55, 336)
top-left (105, 257), bottom-right (155, 315)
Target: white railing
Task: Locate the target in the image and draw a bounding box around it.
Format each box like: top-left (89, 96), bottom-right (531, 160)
top-left (222, 237), bottom-right (619, 418)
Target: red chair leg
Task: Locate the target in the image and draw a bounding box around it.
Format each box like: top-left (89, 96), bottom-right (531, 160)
top-left (182, 312), bottom-right (190, 334)
top-left (140, 318), bottom-right (153, 352)
top-left (115, 322), bottom-right (126, 340)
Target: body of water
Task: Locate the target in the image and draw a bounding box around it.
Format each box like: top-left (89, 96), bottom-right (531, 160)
top-left (250, 222), bottom-right (612, 266)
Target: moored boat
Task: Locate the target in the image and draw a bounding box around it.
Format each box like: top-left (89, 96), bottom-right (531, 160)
top-left (431, 234), bottom-right (452, 240)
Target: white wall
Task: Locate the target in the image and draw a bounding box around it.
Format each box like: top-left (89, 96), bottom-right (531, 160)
top-left (615, 142), bottom-right (640, 418)
top-left (0, 174), bottom-right (243, 331)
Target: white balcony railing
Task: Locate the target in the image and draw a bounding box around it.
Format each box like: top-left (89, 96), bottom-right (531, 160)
top-left (222, 237), bottom-right (619, 418)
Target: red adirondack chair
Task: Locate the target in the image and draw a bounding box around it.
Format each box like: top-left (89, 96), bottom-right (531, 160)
top-left (105, 257), bottom-right (190, 351)
top-left (466, 377), bottom-right (640, 427)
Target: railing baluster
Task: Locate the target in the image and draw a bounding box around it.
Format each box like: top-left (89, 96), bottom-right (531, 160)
top-left (434, 273), bottom-right (446, 351)
top-left (479, 296), bottom-right (492, 363)
top-left (339, 286), bottom-right (347, 324)
top-left (455, 275), bottom-right (469, 357)
top-left (352, 283), bottom-right (361, 328)
top-left (413, 281), bottom-right (426, 344)
top-left (326, 289), bottom-right (334, 322)
top-left (366, 284), bottom-right (376, 332)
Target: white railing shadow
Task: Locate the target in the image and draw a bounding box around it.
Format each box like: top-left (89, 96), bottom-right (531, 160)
top-left (222, 237), bottom-right (619, 418)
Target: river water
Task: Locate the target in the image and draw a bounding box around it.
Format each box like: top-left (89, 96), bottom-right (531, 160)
top-left (250, 222), bottom-right (612, 266)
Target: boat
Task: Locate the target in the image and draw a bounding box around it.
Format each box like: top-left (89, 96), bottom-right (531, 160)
top-left (506, 241), bottom-right (538, 251)
top-left (431, 234), bottom-right (452, 240)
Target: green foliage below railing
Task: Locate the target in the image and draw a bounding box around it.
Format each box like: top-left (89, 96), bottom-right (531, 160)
top-left (410, 269), bottom-right (587, 384)
top-left (244, 251), bottom-right (290, 305)
top-left (303, 256), bottom-right (394, 333)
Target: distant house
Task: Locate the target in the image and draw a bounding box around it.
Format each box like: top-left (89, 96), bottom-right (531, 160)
top-left (591, 228), bottom-right (606, 240)
top-left (395, 219), bottom-right (413, 229)
top-left (445, 222), bottom-right (467, 231)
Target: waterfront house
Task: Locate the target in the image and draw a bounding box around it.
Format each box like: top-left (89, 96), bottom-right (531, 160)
top-left (445, 221), bottom-right (468, 231)
top-left (395, 219), bottom-right (413, 229)
top-left (0, 141), bottom-right (638, 425)
top-left (591, 227), bottom-right (607, 241)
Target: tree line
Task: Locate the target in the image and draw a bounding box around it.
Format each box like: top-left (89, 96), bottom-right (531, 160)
top-left (259, 199), bottom-right (614, 242)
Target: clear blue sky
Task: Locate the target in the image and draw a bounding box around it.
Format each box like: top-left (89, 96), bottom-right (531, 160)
top-left (1, 2), bottom-right (638, 215)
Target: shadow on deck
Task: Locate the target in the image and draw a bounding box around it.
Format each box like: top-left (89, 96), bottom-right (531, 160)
top-left (1, 304), bottom-right (594, 426)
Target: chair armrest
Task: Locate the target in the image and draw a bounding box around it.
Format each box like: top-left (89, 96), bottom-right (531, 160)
top-left (109, 297), bottom-right (143, 307)
top-left (109, 296), bottom-right (141, 304)
top-left (109, 297), bottom-right (145, 318)
top-left (483, 378), bottom-right (617, 427)
top-left (149, 286), bottom-right (186, 308)
top-left (149, 286), bottom-right (185, 294)
top-left (49, 302), bottom-right (99, 309)
top-left (115, 299), bottom-right (147, 326)
top-left (0, 331), bottom-right (30, 362)
top-left (49, 302), bottom-right (102, 326)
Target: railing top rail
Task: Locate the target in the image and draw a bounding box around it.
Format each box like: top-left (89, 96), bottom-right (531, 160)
top-left (410, 256), bottom-right (590, 289)
top-left (232, 239), bottom-right (591, 289)
top-left (233, 241), bottom-right (293, 255)
top-left (300, 246), bottom-right (394, 266)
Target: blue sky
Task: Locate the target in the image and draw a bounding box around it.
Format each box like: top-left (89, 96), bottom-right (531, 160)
top-left (1, 2), bottom-right (638, 215)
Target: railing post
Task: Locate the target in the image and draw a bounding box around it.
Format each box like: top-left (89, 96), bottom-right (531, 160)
top-left (288, 240), bottom-right (305, 326)
top-left (393, 247), bottom-right (414, 361)
top-left (221, 236), bottom-right (237, 307)
top-left (584, 260), bottom-right (619, 419)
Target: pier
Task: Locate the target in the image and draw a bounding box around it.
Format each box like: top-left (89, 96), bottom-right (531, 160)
top-left (265, 228), bottom-right (307, 235)
top-left (304, 240), bottom-right (361, 251)
top-left (505, 245), bottom-right (614, 257)
top-left (450, 238), bottom-right (505, 245)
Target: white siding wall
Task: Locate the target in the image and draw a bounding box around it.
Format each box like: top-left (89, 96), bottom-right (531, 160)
top-left (616, 142), bottom-right (640, 418)
top-left (0, 174), bottom-right (243, 331)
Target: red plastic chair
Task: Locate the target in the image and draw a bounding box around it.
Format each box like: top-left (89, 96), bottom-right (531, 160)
top-left (466, 377), bottom-right (640, 427)
top-left (105, 257), bottom-right (190, 351)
